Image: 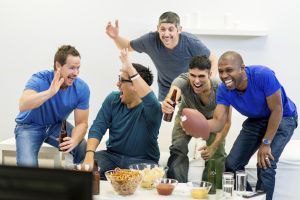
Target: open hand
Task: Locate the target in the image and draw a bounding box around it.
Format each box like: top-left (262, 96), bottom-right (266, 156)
top-left (106, 20), bottom-right (119, 39)
top-left (48, 68), bottom-right (64, 96)
top-left (119, 48), bottom-right (133, 74)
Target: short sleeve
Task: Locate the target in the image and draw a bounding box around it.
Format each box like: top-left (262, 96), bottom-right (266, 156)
top-left (216, 83), bottom-right (231, 106)
top-left (130, 33), bottom-right (152, 53)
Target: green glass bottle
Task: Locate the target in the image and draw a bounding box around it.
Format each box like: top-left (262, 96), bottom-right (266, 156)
top-left (207, 159), bottom-right (216, 194)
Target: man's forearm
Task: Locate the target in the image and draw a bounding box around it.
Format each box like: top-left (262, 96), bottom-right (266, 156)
top-left (209, 53), bottom-right (218, 77)
top-left (71, 122), bottom-right (88, 143)
top-left (19, 90), bottom-right (52, 112)
top-left (83, 138), bottom-right (100, 164)
top-left (210, 121), bottom-right (230, 150)
top-left (114, 36), bottom-right (133, 51)
top-left (264, 107), bottom-right (282, 142)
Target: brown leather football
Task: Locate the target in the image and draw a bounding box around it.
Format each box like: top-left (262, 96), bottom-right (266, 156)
top-left (181, 108), bottom-right (210, 140)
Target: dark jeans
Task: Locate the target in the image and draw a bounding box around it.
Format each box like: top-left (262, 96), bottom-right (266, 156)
top-left (94, 150), bottom-right (157, 180)
top-left (225, 115), bottom-right (298, 200)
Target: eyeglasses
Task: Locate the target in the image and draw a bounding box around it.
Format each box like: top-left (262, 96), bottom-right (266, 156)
top-left (118, 75), bottom-right (132, 83)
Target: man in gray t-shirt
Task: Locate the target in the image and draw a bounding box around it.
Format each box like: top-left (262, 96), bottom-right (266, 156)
top-left (162, 56), bottom-right (231, 185)
top-left (106, 11), bottom-right (218, 101)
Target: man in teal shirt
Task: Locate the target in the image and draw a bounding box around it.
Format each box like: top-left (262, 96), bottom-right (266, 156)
top-left (82, 49), bottom-right (162, 179)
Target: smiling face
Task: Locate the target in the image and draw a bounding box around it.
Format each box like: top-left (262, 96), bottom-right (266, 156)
top-left (55, 55), bottom-right (81, 89)
top-left (188, 68), bottom-right (211, 94)
top-left (218, 57), bottom-right (246, 91)
top-left (157, 23), bottom-right (181, 49)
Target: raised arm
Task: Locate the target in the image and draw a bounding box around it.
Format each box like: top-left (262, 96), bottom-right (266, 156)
top-left (19, 69), bottom-right (64, 112)
top-left (209, 53), bottom-right (218, 78)
top-left (119, 49), bottom-right (150, 97)
top-left (106, 20), bottom-right (134, 51)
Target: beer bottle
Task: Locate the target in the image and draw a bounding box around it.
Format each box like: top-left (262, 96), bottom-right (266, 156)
top-left (163, 89), bottom-right (177, 122)
top-left (207, 158), bottom-right (216, 194)
top-left (92, 160), bottom-right (100, 195)
top-left (59, 120), bottom-right (67, 152)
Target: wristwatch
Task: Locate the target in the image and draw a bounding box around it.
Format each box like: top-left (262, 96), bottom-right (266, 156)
top-left (262, 138), bottom-right (271, 145)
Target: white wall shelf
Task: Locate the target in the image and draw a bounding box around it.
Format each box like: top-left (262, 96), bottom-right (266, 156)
top-left (185, 28), bottom-right (268, 37)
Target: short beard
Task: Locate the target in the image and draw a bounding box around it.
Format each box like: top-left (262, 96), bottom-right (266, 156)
top-left (60, 83), bottom-right (68, 90)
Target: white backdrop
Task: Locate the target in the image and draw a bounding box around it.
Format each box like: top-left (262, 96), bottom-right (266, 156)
top-left (0, 0), bottom-right (299, 146)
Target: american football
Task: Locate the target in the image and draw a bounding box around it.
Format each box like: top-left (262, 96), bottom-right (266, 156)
top-left (181, 108), bottom-right (210, 140)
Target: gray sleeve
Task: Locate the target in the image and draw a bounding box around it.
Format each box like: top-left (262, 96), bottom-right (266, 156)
top-left (130, 33), bottom-right (151, 53)
top-left (194, 39), bottom-right (210, 57)
top-left (172, 73), bottom-right (189, 90)
top-left (184, 32), bottom-right (211, 57)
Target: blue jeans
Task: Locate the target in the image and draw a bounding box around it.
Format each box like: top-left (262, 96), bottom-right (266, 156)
top-left (15, 122), bottom-right (87, 167)
top-left (225, 115), bottom-right (298, 200)
top-left (94, 150), bottom-right (158, 180)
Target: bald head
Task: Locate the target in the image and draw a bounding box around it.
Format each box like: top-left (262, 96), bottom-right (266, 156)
top-left (219, 51), bottom-right (244, 66)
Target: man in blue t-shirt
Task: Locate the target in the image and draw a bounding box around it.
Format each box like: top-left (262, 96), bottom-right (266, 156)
top-left (208, 51), bottom-right (297, 200)
top-left (15, 45), bottom-right (90, 167)
top-left (106, 11), bottom-right (218, 101)
top-left (82, 49), bottom-right (162, 179)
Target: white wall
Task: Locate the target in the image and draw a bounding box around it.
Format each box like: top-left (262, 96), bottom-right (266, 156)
top-left (0, 0), bottom-right (299, 146)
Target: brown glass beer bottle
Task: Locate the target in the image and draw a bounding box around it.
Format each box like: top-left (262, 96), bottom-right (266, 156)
top-left (59, 120), bottom-right (67, 151)
top-left (92, 160), bottom-right (100, 195)
top-left (163, 89), bottom-right (177, 122)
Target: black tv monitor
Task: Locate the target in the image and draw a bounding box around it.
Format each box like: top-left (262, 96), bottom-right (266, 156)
top-left (0, 165), bottom-right (93, 200)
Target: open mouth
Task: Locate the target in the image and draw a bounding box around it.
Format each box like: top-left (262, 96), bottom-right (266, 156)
top-left (119, 91), bottom-right (124, 99)
top-left (67, 76), bottom-right (76, 83)
top-left (162, 37), bottom-right (171, 43)
top-left (193, 83), bottom-right (203, 88)
top-left (224, 79), bottom-right (233, 87)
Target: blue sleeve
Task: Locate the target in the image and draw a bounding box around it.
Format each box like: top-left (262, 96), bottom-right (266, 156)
top-left (25, 74), bottom-right (43, 92)
top-left (88, 93), bottom-right (114, 141)
top-left (76, 82), bottom-right (90, 110)
top-left (257, 68), bottom-right (281, 97)
top-left (141, 91), bottom-right (162, 124)
top-left (216, 83), bottom-right (231, 106)
top-left (130, 32), bottom-right (153, 53)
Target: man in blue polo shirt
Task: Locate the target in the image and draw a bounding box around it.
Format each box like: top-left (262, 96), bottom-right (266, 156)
top-left (15, 45), bottom-right (90, 167)
top-left (208, 51), bottom-right (297, 200)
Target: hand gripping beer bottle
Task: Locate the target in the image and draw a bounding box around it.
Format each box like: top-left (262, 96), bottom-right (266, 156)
top-left (92, 160), bottom-right (100, 195)
top-left (207, 158), bottom-right (216, 194)
top-left (59, 120), bottom-right (67, 152)
top-left (163, 89), bottom-right (177, 122)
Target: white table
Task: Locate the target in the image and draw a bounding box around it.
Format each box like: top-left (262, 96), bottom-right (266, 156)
top-left (93, 181), bottom-right (266, 200)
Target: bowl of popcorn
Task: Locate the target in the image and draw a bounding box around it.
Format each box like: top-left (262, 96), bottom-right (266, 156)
top-left (105, 168), bottom-right (142, 195)
top-left (129, 163), bottom-right (167, 189)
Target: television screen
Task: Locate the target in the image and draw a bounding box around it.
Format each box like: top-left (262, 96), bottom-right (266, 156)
top-left (0, 165), bottom-right (93, 200)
